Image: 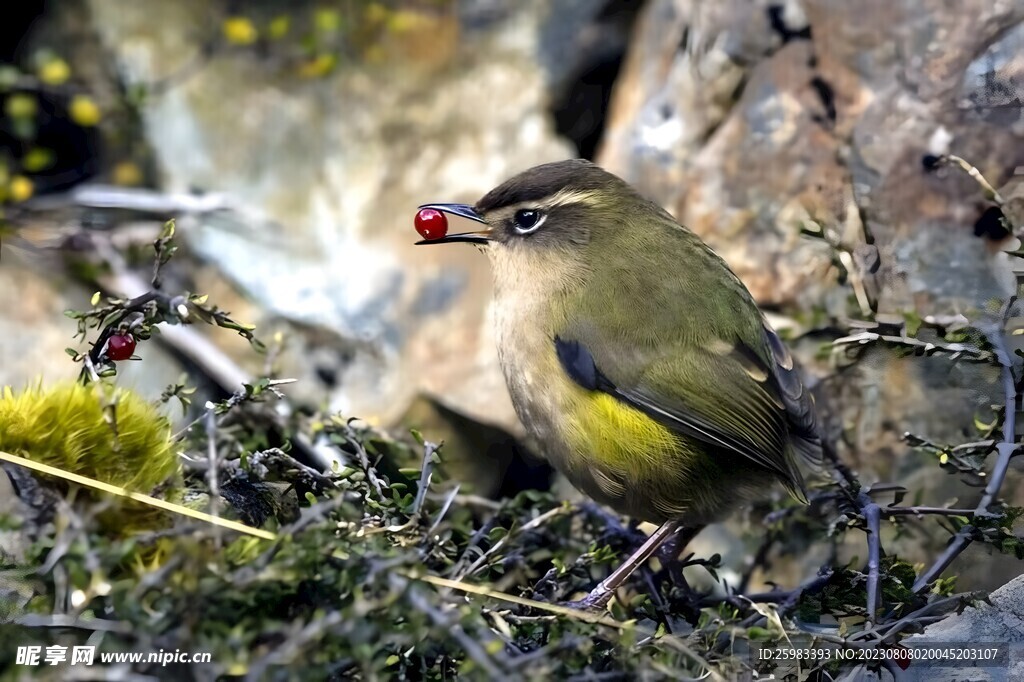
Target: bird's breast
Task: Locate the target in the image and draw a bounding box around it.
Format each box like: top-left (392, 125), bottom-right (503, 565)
top-left (492, 293), bottom-right (567, 454)
top-left (491, 290), bottom-right (685, 503)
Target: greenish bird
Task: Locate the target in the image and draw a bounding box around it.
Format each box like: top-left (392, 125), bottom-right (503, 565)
top-left (417, 159), bottom-right (820, 608)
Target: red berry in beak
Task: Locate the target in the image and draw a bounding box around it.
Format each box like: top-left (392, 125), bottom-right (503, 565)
top-left (414, 208), bottom-right (448, 240)
top-left (107, 334), bottom-right (137, 361)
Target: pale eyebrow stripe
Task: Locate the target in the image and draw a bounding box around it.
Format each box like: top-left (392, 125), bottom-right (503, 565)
top-left (504, 189), bottom-right (604, 214)
top-left (547, 188), bottom-right (603, 208)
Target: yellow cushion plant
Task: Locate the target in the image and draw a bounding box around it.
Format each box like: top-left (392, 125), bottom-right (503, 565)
top-left (0, 382), bottom-right (182, 533)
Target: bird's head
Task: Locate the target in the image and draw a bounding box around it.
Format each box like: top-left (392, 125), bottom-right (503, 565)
top-left (415, 159), bottom-right (648, 254)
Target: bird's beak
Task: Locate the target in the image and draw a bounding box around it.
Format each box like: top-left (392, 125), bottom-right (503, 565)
top-left (415, 204), bottom-right (491, 245)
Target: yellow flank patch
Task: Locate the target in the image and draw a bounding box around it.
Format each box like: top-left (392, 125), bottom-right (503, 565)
top-left (563, 391), bottom-right (680, 472)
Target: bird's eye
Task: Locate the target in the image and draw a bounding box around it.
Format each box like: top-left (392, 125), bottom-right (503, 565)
top-left (512, 209), bottom-right (546, 234)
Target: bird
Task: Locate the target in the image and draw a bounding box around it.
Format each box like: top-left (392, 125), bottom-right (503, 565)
top-left (415, 158), bottom-right (820, 609)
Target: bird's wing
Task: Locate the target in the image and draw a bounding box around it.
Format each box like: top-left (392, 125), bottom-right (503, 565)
top-left (553, 329), bottom-right (809, 501)
top-left (761, 323), bottom-right (821, 464)
top-left (553, 220), bottom-right (819, 501)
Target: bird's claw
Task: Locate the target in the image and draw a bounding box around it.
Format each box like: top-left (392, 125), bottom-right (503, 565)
top-left (559, 585), bottom-right (613, 613)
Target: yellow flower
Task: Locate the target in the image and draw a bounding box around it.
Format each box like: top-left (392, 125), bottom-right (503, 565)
top-left (21, 148), bottom-right (54, 173)
top-left (298, 53), bottom-right (337, 78)
top-left (387, 10), bottom-right (427, 33)
top-left (364, 3), bottom-right (389, 25)
top-left (223, 16), bottom-right (258, 45)
top-left (69, 95), bottom-right (101, 126)
top-left (9, 176), bottom-right (33, 203)
top-left (38, 57), bottom-right (71, 85)
top-left (112, 160), bottom-right (143, 186)
top-left (314, 8), bottom-right (341, 33)
top-left (5, 93), bottom-right (37, 119)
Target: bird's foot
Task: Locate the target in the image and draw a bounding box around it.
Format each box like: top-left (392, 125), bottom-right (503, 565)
top-left (559, 584), bottom-right (613, 613)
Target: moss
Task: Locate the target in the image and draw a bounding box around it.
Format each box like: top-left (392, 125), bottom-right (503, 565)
top-left (0, 382), bottom-right (182, 537)
top-left (0, 382), bottom-right (180, 492)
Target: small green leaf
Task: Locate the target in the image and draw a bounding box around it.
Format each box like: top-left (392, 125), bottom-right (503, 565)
top-left (746, 626), bottom-right (772, 640)
top-left (974, 414), bottom-right (997, 432)
top-left (21, 147), bottom-right (55, 172)
top-left (159, 219), bottom-right (175, 239)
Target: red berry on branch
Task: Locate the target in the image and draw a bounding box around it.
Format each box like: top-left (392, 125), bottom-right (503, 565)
top-left (414, 208), bottom-right (448, 240)
top-left (107, 334), bottom-right (137, 361)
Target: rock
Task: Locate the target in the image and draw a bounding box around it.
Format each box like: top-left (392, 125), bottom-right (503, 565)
top-left (602, 0), bottom-right (1024, 316)
top-left (84, 0), bottom-right (586, 431)
top-left (397, 395), bottom-right (551, 500)
top-left (600, 0), bottom-right (846, 312)
top-left (0, 251), bottom-right (81, 390)
top-left (905, 574), bottom-right (1024, 682)
top-left (598, 0), bottom-right (1024, 589)
top-left (960, 20), bottom-right (1024, 132)
top-left (599, 0), bottom-right (1024, 449)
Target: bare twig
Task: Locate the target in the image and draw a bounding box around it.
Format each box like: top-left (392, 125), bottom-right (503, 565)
top-left (244, 611), bottom-right (345, 681)
top-left (411, 573), bottom-right (718, 678)
top-left (951, 439), bottom-right (997, 454)
top-left (881, 507), bottom-right (975, 518)
top-left (912, 317), bottom-right (1018, 592)
top-left (427, 485), bottom-right (461, 537)
top-left (833, 330), bottom-right (990, 361)
top-left (862, 494), bottom-right (882, 625)
top-left (853, 595), bottom-right (969, 643)
top-left (737, 530), bottom-right (778, 595)
top-left (902, 431), bottom-right (1002, 475)
top-left (459, 505), bottom-right (573, 580)
top-left (16, 614), bottom-right (133, 634)
top-left (411, 441), bottom-right (440, 517)
top-left (205, 406), bottom-right (221, 533)
top-left (933, 155), bottom-right (1005, 205)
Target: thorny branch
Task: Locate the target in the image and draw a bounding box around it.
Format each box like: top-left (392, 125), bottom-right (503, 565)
top-left (832, 329), bottom-right (990, 361)
top-left (716, 151), bottom-right (1024, 671)
top-left (458, 505), bottom-right (573, 580)
top-left (861, 493), bottom-right (882, 624)
top-left (912, 314), bottom-right (1019, 592)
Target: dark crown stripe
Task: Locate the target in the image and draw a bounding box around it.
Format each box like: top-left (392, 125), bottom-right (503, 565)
top-left (475, 159), bottom-right (616, 212)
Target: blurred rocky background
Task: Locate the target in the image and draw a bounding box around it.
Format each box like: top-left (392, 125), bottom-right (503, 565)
top-left (2, 0), bottom-right (1024, 594)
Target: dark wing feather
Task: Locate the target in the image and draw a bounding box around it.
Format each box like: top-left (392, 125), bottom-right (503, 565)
top-left (762, 325), bottom-right (822, 463)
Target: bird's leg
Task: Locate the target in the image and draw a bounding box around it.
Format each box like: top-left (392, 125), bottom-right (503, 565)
top-left (655, 524), bottom-right (703, 565)
top-left (564, 519), bottom-right (682, 612)
top-left (655, 524), bottom-right (706, 589)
